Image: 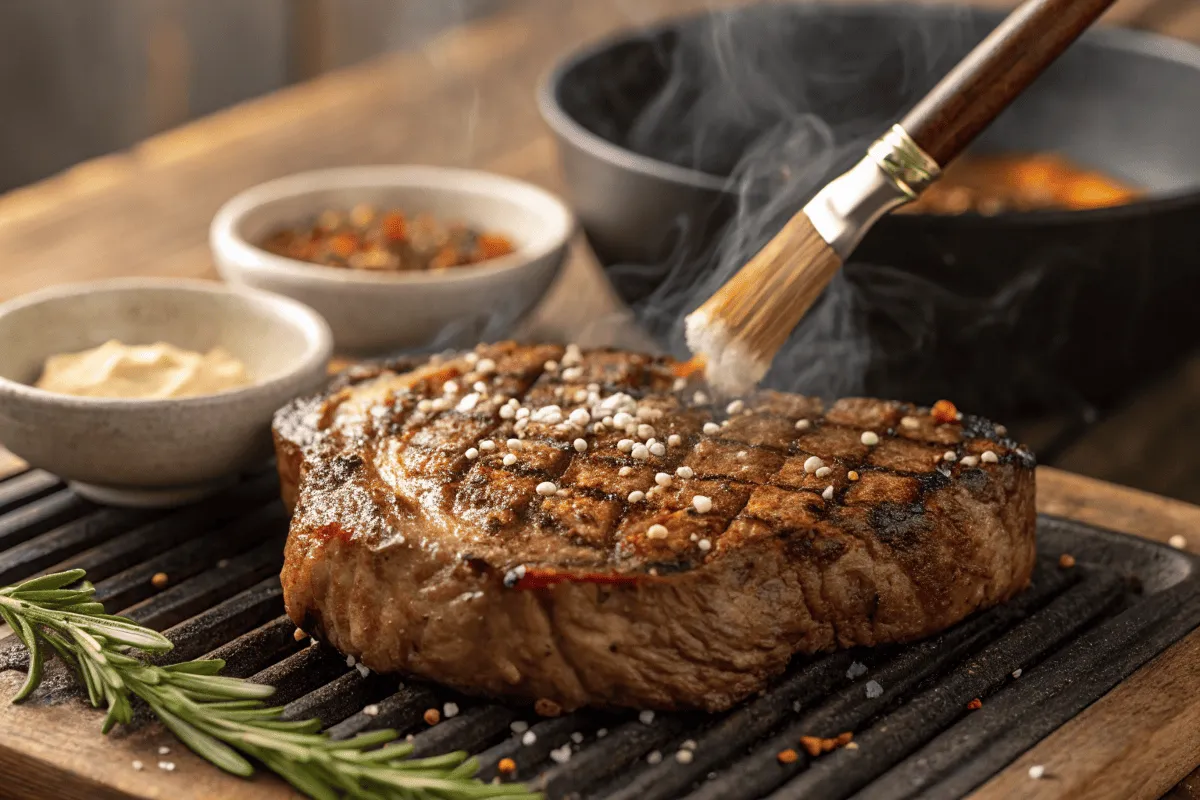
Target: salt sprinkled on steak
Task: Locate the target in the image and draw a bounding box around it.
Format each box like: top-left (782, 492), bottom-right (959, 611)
top-left (273, 342), bottom-right (1036, 712)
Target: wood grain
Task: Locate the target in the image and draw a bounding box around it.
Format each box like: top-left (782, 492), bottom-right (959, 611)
top-left (900, 0), bottom-right (1117, 165)
top-left (0, 2), bottom-right (1199, 798)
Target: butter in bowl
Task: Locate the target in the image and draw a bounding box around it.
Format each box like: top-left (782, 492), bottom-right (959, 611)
top-left (0, 278), bottom-right (332, 507)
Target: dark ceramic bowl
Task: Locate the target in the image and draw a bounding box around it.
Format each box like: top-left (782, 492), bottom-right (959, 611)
top-left (540, 3), bottom-right (1200, 419)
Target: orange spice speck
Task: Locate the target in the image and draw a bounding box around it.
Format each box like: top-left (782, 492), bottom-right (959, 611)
top-left (1059, 553), bottom-right (1076, 569)
top-left (293, 627), bottom-right (307, 642)
top-left (381, 212), bottom-right (407, 241)
top-left (777, 748), bottom-right (799, 764)
top-left (931, 399), bottom-right (959, 425)
top-left (835, 732), bottom-right (854, 746)
top-left (967, 698), bottom-right (983, 710)
top-left (671, 356), bottom-right (707, 379)
top-left (423, 708), bottom-right (441, 726)
top-left (535, 698), bottom-right (563, 717)
top-left (151, 572), bottom-right (169, 589)
top-left (498, 757), bottom-right (517, 775)
top-left (475, 232), bottom-right (515, 260)
top-left (847, 471), bottom-right (859, 481)
top-left (799, 736), bottom-right (823, 757)
top-left (329, 233), bottom-right (358, 259)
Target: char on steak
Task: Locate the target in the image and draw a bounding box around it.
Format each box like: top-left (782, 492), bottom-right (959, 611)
top-left (273, 343), bottom-right (1036, 712)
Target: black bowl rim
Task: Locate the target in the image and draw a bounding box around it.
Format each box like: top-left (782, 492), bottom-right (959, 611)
top-left (538, 1), bottom-right (1200, 226)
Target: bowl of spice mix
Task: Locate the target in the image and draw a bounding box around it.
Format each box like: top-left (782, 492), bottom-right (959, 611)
top-left (210, 166), bottom-right (574, 354)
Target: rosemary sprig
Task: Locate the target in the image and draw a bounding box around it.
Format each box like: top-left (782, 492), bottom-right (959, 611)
top-left (0, 569), bottom-right (539, 800)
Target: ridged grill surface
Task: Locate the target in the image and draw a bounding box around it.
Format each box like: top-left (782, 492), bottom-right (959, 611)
top-left (0, 466), bottom-right (1197, 800)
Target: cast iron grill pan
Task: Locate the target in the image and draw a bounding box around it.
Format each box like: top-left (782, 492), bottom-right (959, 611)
top-left (0, 464), bottom-right (1197, 800)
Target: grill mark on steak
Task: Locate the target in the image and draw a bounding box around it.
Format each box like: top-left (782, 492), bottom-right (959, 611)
top-left (274, 342), bottom-right (1037, 712)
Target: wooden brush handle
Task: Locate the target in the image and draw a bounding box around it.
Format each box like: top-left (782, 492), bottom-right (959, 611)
top-left (899, 0), bottom-right (1117, 166)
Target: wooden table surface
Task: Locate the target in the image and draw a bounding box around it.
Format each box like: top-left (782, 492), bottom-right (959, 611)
top-left (0, 1), bottom-right (1198, 798)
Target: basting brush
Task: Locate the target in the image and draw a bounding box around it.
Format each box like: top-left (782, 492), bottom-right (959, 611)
top-left (685, 0), bottom-right (1118, 394)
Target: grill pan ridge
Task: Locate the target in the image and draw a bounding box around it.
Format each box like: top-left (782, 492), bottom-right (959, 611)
top-left (0, 466), bottom-right (1197, 800)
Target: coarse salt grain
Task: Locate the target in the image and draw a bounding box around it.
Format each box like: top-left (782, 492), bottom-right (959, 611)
top-left (847, 661), bottom-right (868, 679)
top-left (507, 438), bottom-right (522, 450)
top-left (499, 405), bottom-right (515, 419)
top-left (597, 728), bottom-right (608, 738)
top-left (517, 407), bottom-right (531, 419)
top-left (1012, 668), bottom-right (1023, 679)
top-left (795, 419), bottom-right (811, 431)
top-left (649, 442), bottom-right (666, 456)
top-left (363, 704), bottom-right (380, 717)
top-left (655, 472), bottom-right (673, 487)
top-left (639, 710), bottom-right (656, 724)
top-left (356, 663), bottom-right (370, 677)
top-left (865, 680), bottom-right (883, 699)
top-left (132, 760), bottom-right (144, 771)
top-left (570, 408), bottom-right (591, 426)
top-left (480, 440), bottom-right (496, 451)
top-left (346, 654), bottom-right (356, 667)
top-left (536, 481), bottom-right (558, 496)
top-left (544, 360), bottom-right (558, 371)
top-left (522, 731), bottom-right (537, 746)
top-left (943, 451), bottom-right (957, 462)
top-left (960, 455), bottom-right (980, 467)
top-left (668, 434), bottom-right (682, 446)
top-left (571, 732), bottom-right (584, 744)
top-left (158, 746), bottom-right (170, 755)
top-left (703, 422), bottom-right (721, 435)
top-left (693, 496), bottom-right (713, 514)
top-left (682, 740), bottom-right (697, 751)
top-left (1029, 765), bottom-right (1045, 780)
top-left (647, 524), bottom-right (669, 540)
top-left (618, 439), bottom-right (635, 453)
top-left (502, 453), bottom-right (518, 466)
top-left (613, 412), bottom-right (633, 428)
top-left (443, 702), bottom-right (460, 718)
top-left (619, 466), bottom-right (633, 477)
top-left (158, 761), bottom-right (176, 772)
top-left (676, 750), bottom-right (695, 764)
top-left (698, 538), bottom-right (712, 552)
top-left (861, 431), bottom-right (880, 446)
top-left (474, 381), bottom-right (488, 393)
top-left (574, 438), bottom-right (588, 452)
top-left (638, 424), bottom-right (656, 439)
top-left (815, 466), bottom-right (832, 478)
top-left (631, 444), bottom-right (650, 460)
top-left (647, 751), bottom-right (663, 765)
top-left (676, 466), bottom-right (694, 479)
top-left (418, 400), bottom-right (433, 413)
top-left (510, 720), bottom-right (529, 733)
top-left (981, 450), bottom-right (999, 463)
top-left (900, 416), bottom-right (920, 429)
top-left (550, 744), bottom-right (573, 764)
top-left (804, 456), bottom-right (825, 474)
top-left (628, 490), bottom-right (646, 503)
top-left (822, 485), bottom-right (834, 501)
top-left (465, 448), bottom-right (479, 460)
top-left (443, 381), bottom-right (459, 395)
top-left (1170, 535), bottom-right (1188, 549)
top-left (476, 358), bottom-right (496, 374)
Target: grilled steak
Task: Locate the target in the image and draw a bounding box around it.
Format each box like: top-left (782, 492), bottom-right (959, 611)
top-left (274, 342), bottom-right (1036, 712)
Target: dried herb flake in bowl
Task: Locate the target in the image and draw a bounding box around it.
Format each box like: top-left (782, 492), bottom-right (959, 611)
top-left (259, 205), bottom-right (515, 272)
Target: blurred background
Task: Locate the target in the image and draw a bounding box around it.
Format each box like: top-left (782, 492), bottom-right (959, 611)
top-left (1, 0), bottom-right (1199, 506)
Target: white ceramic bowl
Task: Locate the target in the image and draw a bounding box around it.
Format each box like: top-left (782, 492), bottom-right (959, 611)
top-left (0, 279), bottom-right (333, 507)
top-left (210, 166), bottom-right (574, 355)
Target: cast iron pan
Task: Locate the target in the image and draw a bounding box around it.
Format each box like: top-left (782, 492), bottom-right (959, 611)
top-left (539, 3), bottom-right (1200, 421)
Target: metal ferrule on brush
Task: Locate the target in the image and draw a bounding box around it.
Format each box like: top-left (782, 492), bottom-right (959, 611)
top-left (803, 125), bottom-right (942, 258)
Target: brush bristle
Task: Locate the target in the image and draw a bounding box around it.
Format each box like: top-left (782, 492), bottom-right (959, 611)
top-left (685, 211), bottom-right (842, 395)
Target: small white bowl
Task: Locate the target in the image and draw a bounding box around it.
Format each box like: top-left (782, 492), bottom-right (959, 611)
top-left (0, 278), bottom-right (332, 507)
top-left (210, 166), bottom-right (574, 355)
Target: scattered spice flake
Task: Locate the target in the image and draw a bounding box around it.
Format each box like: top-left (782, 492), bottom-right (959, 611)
top-left (1058, 553), bottom-right (1076, 569)
top-left (967, 698), bottom-right (983, 710)
top-left (423, 708), bottom-right (441, 726)
top-left (151, 572), bottom-right (169, 589)
top-left (799, 737), bottom-right (823, 757)
top-left (498, 757), bottom-right (517, 776)
top-left (865, 680), bottom-right (883, 699)
top-left (535, 698), bottom-right (562, 717)
top-left (293, 627), bottom-right (307, 642)
top-left (777, 748), bottom-right (800, 764)
top-left (931, 399), bottom-right (959, 424)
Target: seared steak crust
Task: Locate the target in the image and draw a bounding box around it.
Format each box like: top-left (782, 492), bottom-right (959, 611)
top-left (274, 343), bottom-right (1036, 712)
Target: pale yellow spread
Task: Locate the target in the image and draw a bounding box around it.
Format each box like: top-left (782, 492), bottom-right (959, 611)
top-left (35, 340), bottom-right (252, 399)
